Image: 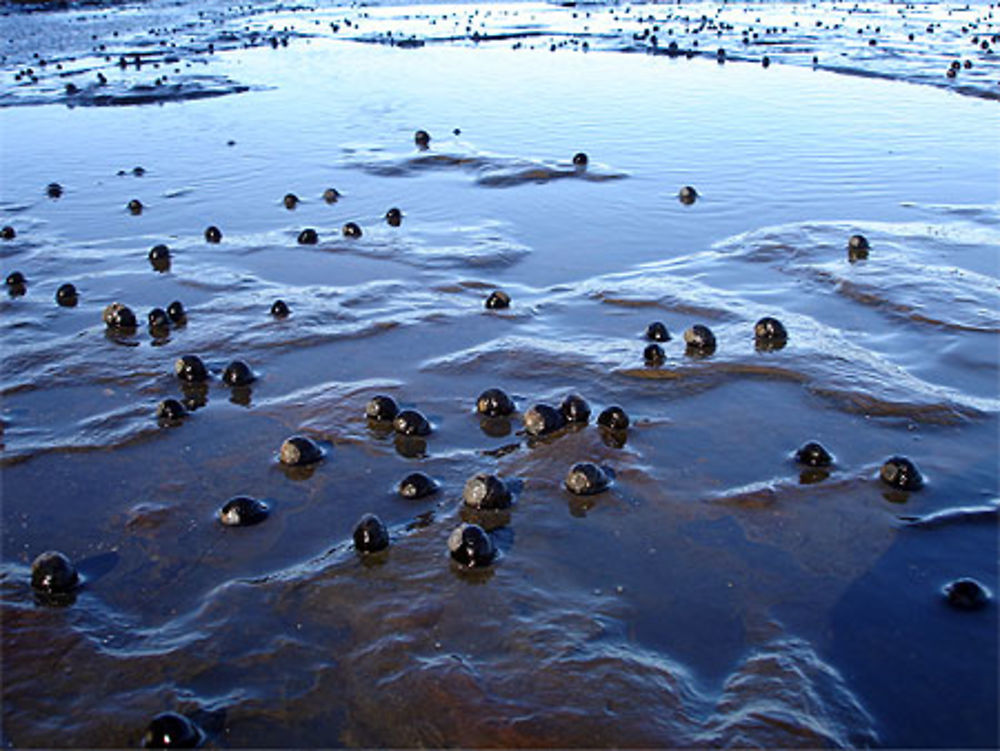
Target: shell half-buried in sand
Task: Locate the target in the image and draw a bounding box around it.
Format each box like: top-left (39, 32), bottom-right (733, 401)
top-left (279, 435), bottom-right (324, 466)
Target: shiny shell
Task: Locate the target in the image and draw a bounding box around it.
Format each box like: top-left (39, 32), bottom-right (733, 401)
top-left (523, 403), bottom-right (566, 436)
top-left (174, 355), bottom-right (208, 383)
top-left (219, 496), bottom-right (269, 527)
top-left (880, 456), bottom-right (923, 491)
top-left (398, 471), bottom-right (438, 499)
top-left (393, 409), bottom-right (431, 437)
top-left (448, 523), bottom-right (496, 568)
top-left (485, 290), bottom-right (510, 310)
top-left (141, 712), bottom-right (204, 749)
top-left (597, 406), bottom-right (630, 431)
top-left (560, 393), bottom-right (591, 424)
top-left (353, 513), bottom-right (390, 553)
top-left (30, 551), bottom-right (79, 594)
top-left (795, 441), bottom-right (832, 467)
top-left (565, 462), bottom-right (611, 496)
top-left (222, 360), bottom-right (255, 387)
top-left (683, 324), bottom-right (716, 352)
top-left (365, 394), bottom-right (399, 422)
top-left (279, 435), bottom-right (323, 466)
top-left (646, 321), bottom-right (670, 342)
top-left (103, 302), bottom-right (137, 329)
top-left (462, 473), bottom-right (512, 510)
top-left (476, 388), bottom-right (515, 418)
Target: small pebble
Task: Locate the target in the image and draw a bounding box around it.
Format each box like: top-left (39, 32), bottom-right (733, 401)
top-left (683, 324), bottom-right (716, 354)
top-left (366, 394), bottom-right (399, 422)
top-left (30, 551), bottom-right (79, 595)
top-left (270, 299), bottom-right (290, 318)
top-left (646, 321), bottom-right (670, 342)
top-left (560, 393), bottom-right (591, 424)
top-left (795, 441), bottom-right (832, 467)
top-left (597, 405), bottom-right (630, 431)
top-left (342, 222), bottom-right (362, 238)
top-left (880, 456), bottom-right (923, 491)
top-left (394, 408), bottom-right (432, 436)
top-left (297, 228), bottom-right (318, 245)
top-left (103, 302), bottom-right (137, 329)
top-left (398, 471), bottom-right (438, 499)
top-left (222, 360), bottom-right (254, 386)
top-left (174, 354), bottom-right (208, 383)
top-left (462, 473), bottom-right (512, 509)
top-left (448, 523), bottom-right (496, 567)
top-left (279, 435), bottom-right (323, 466)
top-left (204, 225), bottom-right (222, 243)
top-left (141, 712), bottom-right (204, 749)
top-left (476, 388), bottom-right (515, 417)
top-left (943, 578), bottom-right (990, 611)
top-left (219, 496), bottom-right (269, 527)
top-left (353, 513), bottom-right (390, 553)
top-left (485, 290), bottom-right (510, 309)
top-left (55, 283), bottom-right (77, 307)
top-left (523, 403), bottom-right (566, 436)
top-left (565, 462), bottom-right (611, 496)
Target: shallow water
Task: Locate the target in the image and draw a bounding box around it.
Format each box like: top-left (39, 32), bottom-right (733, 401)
top-left (2, 0), bottom-right (999, 748)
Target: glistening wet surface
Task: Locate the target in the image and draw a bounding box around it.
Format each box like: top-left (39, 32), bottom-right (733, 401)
top-left (1, 0), bottom-right (998, 747)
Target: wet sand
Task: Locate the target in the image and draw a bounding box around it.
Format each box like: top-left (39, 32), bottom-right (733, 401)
top-left (1, 0), bottom-right (998, 748)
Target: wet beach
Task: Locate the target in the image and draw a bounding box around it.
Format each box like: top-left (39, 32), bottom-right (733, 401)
top-left (1, 0), bottom-right (998, 747)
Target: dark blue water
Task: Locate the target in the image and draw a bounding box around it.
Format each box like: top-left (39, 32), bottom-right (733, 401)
top-left (2, 1), bottom-right (998, 747)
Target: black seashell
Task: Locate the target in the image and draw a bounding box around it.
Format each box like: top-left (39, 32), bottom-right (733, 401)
top-left (148, 244), bottom-right (170, 272)
top-left (156, 398), bottom-right (187, 422)
top-left (148, 308), bottom-right (170, 329)
top-left (523, 403), bottom-right (566, 436)
top-left (2, 225), bottom-right (16, 240)
top-left (646, 321), bottom-right (670, 342)
top-left (46, 182), bottom-right (63, 199)
top-left (943, 578), bottom-right (990, 611)
top-left (127, 198), bottom-right (143, 215)
top-left (597, 405), bottom-right (630, 431)
top-left (414, 129), bottom-right (431, 148)
top-left (848, 234), bottom-right (869, 262)
top-left (644, 343), bottom-right (665, 365)
top-left (167, 300), bottom-right (186, 323)
top-left (754, 316), bottom-right (787, 344)
top-left (385, 207), bottom-right (402, 226)
top-left (6, 271), bottom-right (26, 295)
top-left (279, 435), bottom-right (323, 466)
top-left (398, 471), bottom-right (438, 499)
top-left (560, 393), bottom-right (591, 424)
top-left (219, 496), bottom-right (269, 527)
top-left (448, 523), bottom-right (496, 567)
top-left (462, 473), bottom-right (512, 509)
top-left (141, 712), bottom-right (204, 749)
top-left (572, 152), bottom-right (588, 167)
top-left (485, 290), bottom-right (510, 309)
top-left (683, 324), bottom-right (716, 354)
top-left (204, 225), bottom-right (222, 243)
top-left (678, 185), bottom-right (698, 205)
top-left (880, 456), bottom-right (923, 491)
top-left (795, 441), bottom-right (832, 467)
top-left (297, 228), bottom-right (318, 245)
top-left (222, 360), bottom-right (254, 386)
top-left (342, 222), bottom-right (362, 238)
top-left (283, 193), bottom-right (299, 209)
top-left (394, 409), bottom-right (431, 436)
top-left (323, 187), bottom-right (341, 203)
top-left (30, 551), bottom-right (79, 594)
top-left (174, 355), bottom-right (208, 383)
top-left (56, 283), bottom-right (77, 307)
top-left (476, 388), bottom-right (514, 418)
top-left (565, 462), bottom-right (611, 496)
top-left (353, 513), bottom-right (390, 553)
top-left (366, 394), bottom-right (399, 422)
top-left (102, 302), bottom-right (137, 329)
top-left (270, 299), bottom-right (290, 318)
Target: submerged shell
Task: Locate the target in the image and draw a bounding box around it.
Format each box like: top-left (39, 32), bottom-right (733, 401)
top-left (398, 472), bottom-right (438, 499)
top-left (597, 406), bottom-right (630, 431)
top-left (30, 551), bottom-right (80, 594)
top-left (447, 523), bottom-right (496, 568)
top-left (880, 456), bottom-right (923, 491)
top-left (365, 394), bottom-right (399, 422)
top-left (353, 513), bottom-right (390, 553)
top-left (524, 404), bottom-right (566, 436)
top-left (219, 496), bottom-right (269, 527)
top-left (476, 388), bottom-right (515, 418)
top-left (564, 462), bottom-right (611, 496)
top-left (462, 473), bottom-right (512, 510)
top-left (560, 393), bottom-right (591, 424)
top-left (393, 409), bottom-right (431, 437)
top-left (279, 435), bottom-right (324, 466)
top-left (141, 712), bottom-right (205, 749)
